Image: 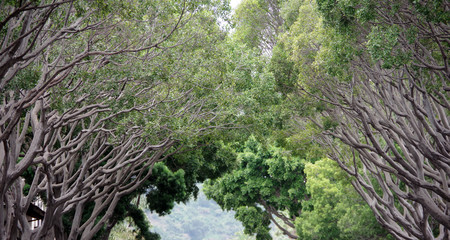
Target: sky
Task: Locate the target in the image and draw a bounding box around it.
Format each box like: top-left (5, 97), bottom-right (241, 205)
top-left (230, 0), bottom-right (242, 9)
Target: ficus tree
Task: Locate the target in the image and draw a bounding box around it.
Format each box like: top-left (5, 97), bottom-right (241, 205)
top-left (278, 0), bottom-right (450, 238)
top-left (0, 0), bottom-right (239, 239)
top-left (63, 140), bottom-right (237, 240)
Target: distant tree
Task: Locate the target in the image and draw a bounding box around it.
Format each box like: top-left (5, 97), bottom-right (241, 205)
top-left (233, 0), bottom-right (284, 53)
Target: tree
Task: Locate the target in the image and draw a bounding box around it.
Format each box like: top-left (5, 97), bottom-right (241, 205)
top-left (296, 158), bottom-right (391, 240)
top-left (86, 140), bottom-right (237, 240)
top-left (204, 136), bottom-right (306, 239)
top-left (0, 0), bottom-right (237, 239)
top-left (279, 0), bottom-right (449, 238)
top-left (233, 0), bottom-right (284, 53)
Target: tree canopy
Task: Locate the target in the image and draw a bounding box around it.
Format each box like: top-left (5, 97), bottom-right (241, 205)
top-left (0, 0), bottom-right (241, 239)
top-left (273, 0), bottom-right (450, 239)
top-left (1, 0), bottom-right (449, 239)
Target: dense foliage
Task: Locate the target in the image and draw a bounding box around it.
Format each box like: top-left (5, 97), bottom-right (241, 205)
top-left (296, 158), bottom-right (391, 240)
top-left (0, 0), bottom-right (240, 239)
top-left (205, 136), bottom-right (306, 239)
top-left (271, 0), bottom-right (450, 239)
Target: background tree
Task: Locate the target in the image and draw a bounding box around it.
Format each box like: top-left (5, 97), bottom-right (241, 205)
top-left (233, 0), bottom-right (284, 53)
top-left (145, 183), bottom-right (248, 240)
top-left (201, 1), bottom-right (395, 239)
top-left (296, 158), bottom-right (391, 240)
top-left (204, 136), bottom-right (306, 239)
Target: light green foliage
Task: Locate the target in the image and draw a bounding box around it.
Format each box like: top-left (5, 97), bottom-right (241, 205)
top-left (281, 0), bottom-right (390, 87)
top-left (217, 38), bottom-right (291, 139)
top-left (233, 0), bottom-right (283, 52)
top-left (86, 1), bottom-right (234, 143)
top-left (279, 0), bottom-right (303, 30)
top-left (366, 25), bottom-right (411, 69)
top-left (204, 136), bottom-right (305, 239)
top-left (270, 0), bottom-right (341, 145)
top-left (233, 0), bottom-right (267, 49)
top-left (282, 0), bottom-right (322, 66)
top-left (109, 220), bottom-right (140, 240)
top-left (296, 158), bottom-right (391, 240)
top-left (45, 0), bottom-right (234, 143)
top-left (277, 0), bottom-right (354, 87)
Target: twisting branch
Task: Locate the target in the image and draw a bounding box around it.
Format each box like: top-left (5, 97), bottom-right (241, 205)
top-left (0, 0), bottom-right (231, 239)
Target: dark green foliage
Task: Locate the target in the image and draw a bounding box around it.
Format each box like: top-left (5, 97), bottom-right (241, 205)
top-left (235, 206), bottom-right (272, 240)
top-left (204, 136), bottom-right (306, 239)
top-left (410, 0), bottom-right (450, 23)
top-left (322, 116), bottom-right (338, 131)
top-left (269, 42), bottom-right (299, 94)
top-left (146, 163), bottom-right (188, 215)
top-left (127, 206), bottom-right (161, 240)
top-left (6, 69), bottom-right (40, 92)
top-left (316, 0), bottom-right (376, 30)
top-left (161, 141), bottom-right (238, 202)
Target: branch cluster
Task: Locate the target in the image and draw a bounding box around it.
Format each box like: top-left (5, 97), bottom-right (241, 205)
top-left (0, 1), bottom-right (230, 239)
top-left (308, 0), bottom-right (449, 239)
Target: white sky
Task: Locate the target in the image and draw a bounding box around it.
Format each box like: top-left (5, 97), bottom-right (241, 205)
top-left (230, 0), bottom-right (242, 9)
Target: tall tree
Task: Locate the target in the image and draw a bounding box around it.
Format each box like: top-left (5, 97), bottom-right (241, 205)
top-left (279, 0), bottom-right (449, 238)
